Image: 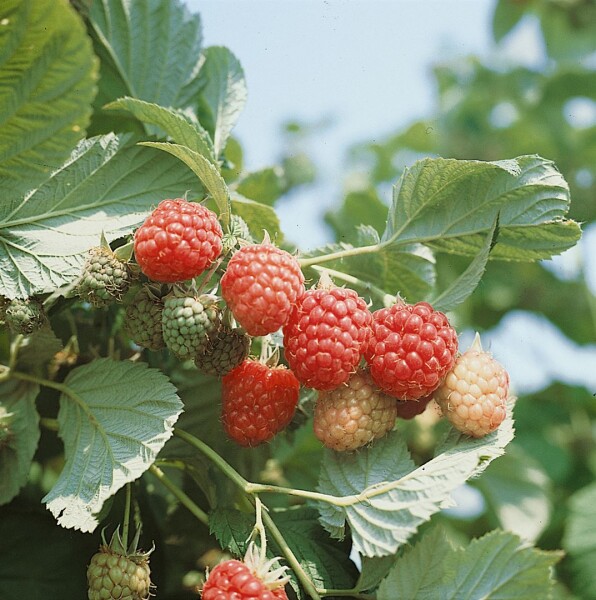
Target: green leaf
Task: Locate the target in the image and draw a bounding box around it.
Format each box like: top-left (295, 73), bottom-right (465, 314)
top-left (273, 507), bottom-right (359, 592)
top-left (0, 379), bottom-right (40, 505)
top-left (141, 141), bottom-right (230, 226)
top-left (384, 155), bottom-right (580, 261)
top-left (430, 214), bottom-right (499, 312)
top-left (0, 134), bottom-right (201, 299)
top-left (442, 530), bottom-right (562, 599)
top-left (199, 46), bottom-right (247, 157)
top-left (43, 358), bottom-right (182, 532)
top-left (14, 327), bottom-right (62, 374)
top-left (563, 482), bottom-right (596, 600)
top-left (325, 188), bottom-right (389, 243)
top-left (230, 192), bottom-right (282, 241)
top-left (0, 0), bottom-right (97, 190)
top-left (317, 401), bottom-right (515, 557)
top-left (303, 228), bottom-right (435, 303)
top-left (209, 507), bottom-right (253, 557)
top-left (356, 555), bottom-right (399, 593)
top-left (492, 0), bottom-right (527, 42)
top-left (376, 527), bottom-right (455, 599)
top-left (105, 97), bottom-right (216, 163)
top-left (236, 167), bottom-right (287, 206)
top-left (474, 446), bottom-right (552, 543)
top-left (539, 2), bottom-right (596, 61)
top-left (88, 0), bottom-right (204, 122)
top-left (209, 506), bottom-right (358, 598)
top-left (377, 528), bottom-right (561, 600)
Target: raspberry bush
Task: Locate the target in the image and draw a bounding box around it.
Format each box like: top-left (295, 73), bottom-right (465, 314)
top-left (0, 1), bottom-right (589, 599)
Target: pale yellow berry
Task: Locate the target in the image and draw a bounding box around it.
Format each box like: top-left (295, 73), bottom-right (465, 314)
top-left (435, 334), bottom-right (509, 438)
top-left (314, 369), bottom-right (397, 451)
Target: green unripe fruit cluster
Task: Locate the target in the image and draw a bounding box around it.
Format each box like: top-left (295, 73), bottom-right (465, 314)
top-left (77, 246), bottom-right (132, 307)
top-left (124, 287), bottom-right (165, 351)
top-left (162, 294), bottom-right (222, 359)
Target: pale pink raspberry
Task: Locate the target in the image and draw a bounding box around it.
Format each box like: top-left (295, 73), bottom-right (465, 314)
top-left (313, 369), bottom-right (397, 451)
top-left (434, 333), bottom-right (509, 437)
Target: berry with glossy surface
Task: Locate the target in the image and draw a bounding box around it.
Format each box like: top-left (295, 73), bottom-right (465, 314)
top-left (435, 333), bottom-right (509, 437)
top-left (222, 360), bottom-right (300, 447)
top-left (194, 326), bottom-right (251, 377)
top-left (221, 243), bottom-right (305, 336)
top-left (134, 199), bottom-right (223, 283)
top-left (314, 369), bottom-right (397, 451)
top-left (201, 560), bottom-right (289, 600)
top-left (162, 293), bottom-right (222, 359)
top-left (202, 542), bottom-right (289, 600)
top-left (283, 286), bottom-right (372, 391)
top-left (124, 287), bottom-right (165, 351)
top-left (364, 300), bottom-right (458, 400)
top-left (77, 246), bottom-right (132, 306)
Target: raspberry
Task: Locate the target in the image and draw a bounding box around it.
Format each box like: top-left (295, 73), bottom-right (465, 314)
top-left (3, 297), bottom-right (47, 335)
top-left (124, 287), bottom-right (165, 351)
top-left (221, 243), bottom-right (305, 336)
top-left (194, 326), bottom-right (251, 377)
top-left (162, 293), bottom-right (222, 359)
top-left (202, 542), bottom-right (289, 600)
top-left (283, 285), bottom-right (372, 391)
top-left (133, 199), bottom-right (223, 283)
top-left (395, 394), bottom-right (433, 420)
top-left (76, 245), bottom-right (133, 307)
top-left (222, 360), bottom-right (300, 447)
top-left (313, 368), bottom-right (397, 452)
top-left (364, 300), bottom-right (458, 400)
top-left (87, 529), bottom-right (152, 600)
top-left (434, 333), bottom-right (509, 437)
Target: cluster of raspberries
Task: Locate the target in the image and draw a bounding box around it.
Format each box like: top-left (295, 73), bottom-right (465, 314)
top-left (75, 198), bottom-right (510, 454)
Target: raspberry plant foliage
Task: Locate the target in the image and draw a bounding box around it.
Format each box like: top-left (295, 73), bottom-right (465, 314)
top-left (0, 1), bottom-right (582, 599)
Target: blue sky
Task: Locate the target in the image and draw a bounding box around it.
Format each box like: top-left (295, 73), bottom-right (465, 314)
top-left (189, 0), bottom-right (546, 247)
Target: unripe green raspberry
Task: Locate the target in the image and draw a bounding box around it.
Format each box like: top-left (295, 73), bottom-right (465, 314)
top-left (3, 297), bottom-right (47, 335)
top-left (87, 529), bottom-right (152, 600)
top-left (124, 287), bottom-right (165, 351)
top-left (162, 293), bottom-right (222, 359)
top-left (314, 369), bottom-right (397, 452)
top-left (434, 333), bottom-right (509, 438)
top-left (77, 246), bottom-right (133, 307)
top-left (194, 327), bottom-right (251, 377)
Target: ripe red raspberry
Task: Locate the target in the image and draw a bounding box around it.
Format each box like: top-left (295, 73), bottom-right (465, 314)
top-left (220, 243), bottom-right (305, 336)
top-left (364, 300), bottom-right (458, 400)
top-left (134, 199), bottom-right (223, 283)
top-left (222, 360), bottom-right (300, 447)
top-left (202, 543), bottom-right (289, 600)
top-left (395, 394), bottom-right (433, 420)
top-left (313, 369), bottom-right (397, 451)
top-left (283, 286), bottom-right (372, 391)
top-left (434, 333), bottom-right (509, 437)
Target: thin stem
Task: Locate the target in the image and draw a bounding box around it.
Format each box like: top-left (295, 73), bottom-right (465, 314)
top-left (10, 371), bottom-right (96, 422)
top-left (154, 458), bottom-right (187, 470)
top-left (174, 428), bottom-right (250, 492)
top-left (149, 464), bottom-right (209, 527)
top-left (245, 482), bottom-right (347, 506)
top-left (298, 243), bottom-right (382, 268)
top-left (259, 502), bottom-right (322, 600)
top-left (122, 484), bottom-right (132, 550)
top-left (318, 590), bottom-right (375, 600)
top-left (311, 265), bottom-right (395, 306)
top-left (40, 417), bottom-right (59, 431)
top-left (8, 335), bottom-right (24, 371)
